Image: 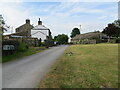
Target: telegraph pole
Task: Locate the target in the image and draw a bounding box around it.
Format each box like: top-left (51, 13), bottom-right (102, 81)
top-left (118, 1), bottom-right (120, 19)
top-left (80, 25), bottom-right (81, 34)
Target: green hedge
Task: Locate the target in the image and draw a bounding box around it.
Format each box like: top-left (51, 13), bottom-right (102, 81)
top-left (17, 42), bottom-right (29, 52)
top-left (116, 38), bottom-right (120, 43)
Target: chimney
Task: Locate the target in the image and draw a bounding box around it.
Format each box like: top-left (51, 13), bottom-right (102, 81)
top-left (26, 19), bottom-right (30, 24)
top-left (38, 18), bottom-right (42, 25)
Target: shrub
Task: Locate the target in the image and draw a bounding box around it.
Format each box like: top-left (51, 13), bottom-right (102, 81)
top-left (67, 42), bottom-right (74, 45)
top-left (40, 42), bottom-right (45, 46)
top-left (109, 39), bottom-right (116, 43)
top-left (116, 38), bottom-right (120, 43)
top-left (17, 42), bottom-right (29, 52)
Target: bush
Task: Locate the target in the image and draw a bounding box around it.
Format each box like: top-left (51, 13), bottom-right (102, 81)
top-left (17, 42), bottom-right (29, 52)
top-left (40, 42), bottom-right (45, 46)
top-left (109, 39), bottom-right (116, 43)
top-left (116, 38), bottom-right (120, 43)
top-left (79, 39), bottom-right (89, 44)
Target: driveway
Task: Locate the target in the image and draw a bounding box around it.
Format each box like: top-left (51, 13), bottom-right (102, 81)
top-left (2, 45), bottom-right (68, 88)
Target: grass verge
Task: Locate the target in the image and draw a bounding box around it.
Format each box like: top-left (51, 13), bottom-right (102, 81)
top-left (39, 44), bottom-right (118, 88)
top-left (2, 47), bottom-right (47, 63)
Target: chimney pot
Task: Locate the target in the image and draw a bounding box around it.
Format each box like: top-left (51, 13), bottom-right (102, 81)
top-left (26, 19), bottom-right (30, 24)
top-left (38, 18), bottom-right (42, 25)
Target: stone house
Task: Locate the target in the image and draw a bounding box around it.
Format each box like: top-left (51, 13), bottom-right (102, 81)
top-left (15, 19), bottom-right (33, 37)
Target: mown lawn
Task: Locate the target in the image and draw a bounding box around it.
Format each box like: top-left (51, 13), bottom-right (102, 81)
top-left (2, 47), bottom-right (47, 63)
top-left (39, 44), bottom-right (118, 88)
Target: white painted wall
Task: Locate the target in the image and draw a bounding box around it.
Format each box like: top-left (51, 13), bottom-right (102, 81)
top-left (31, 29), bottom-right (49, 42)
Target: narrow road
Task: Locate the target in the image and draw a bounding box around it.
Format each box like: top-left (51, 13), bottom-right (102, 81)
top-left (2, 45), bottom-right (68, 88)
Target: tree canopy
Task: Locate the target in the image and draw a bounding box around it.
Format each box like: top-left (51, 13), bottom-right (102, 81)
top-left (102, 20), bottom-right (120, 38)
top-left (0, 15), bottom-right (9, 34)
top-left (54, 34), bottom-right (69, 44)
top-left (70, 28), bottom-right (80, 38)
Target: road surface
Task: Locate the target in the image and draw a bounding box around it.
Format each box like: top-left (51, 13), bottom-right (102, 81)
top-left (2, 45), bottom-right (68, 88)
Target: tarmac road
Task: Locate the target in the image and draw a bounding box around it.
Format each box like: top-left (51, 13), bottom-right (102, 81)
top-left (2, 45), bottom-right (68, 88)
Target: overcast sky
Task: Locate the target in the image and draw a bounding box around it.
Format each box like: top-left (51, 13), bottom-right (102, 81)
top-left (0, 0), bottom-right (119, 38)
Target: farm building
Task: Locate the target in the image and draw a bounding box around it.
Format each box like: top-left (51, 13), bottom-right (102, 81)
top-left (71, 31), bottom-right (109, 44)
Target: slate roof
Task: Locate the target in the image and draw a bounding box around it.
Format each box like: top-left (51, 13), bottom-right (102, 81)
top-left (32, 25), bottom-right (49, 30)
top-left (71, 31), bottom-right (107, 40)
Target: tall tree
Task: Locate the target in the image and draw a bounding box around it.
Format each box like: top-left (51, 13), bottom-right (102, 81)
top-left (114, 19), bottom-right (120, 27)
top-left (70, 28), bottom-right (80, 38)
top-left (113, 20), bottom-right (120, 37)
top-left (54, 34), bottom-right (69, 44)
top-left (102, 23), bottom-right (116, 37)
top-left (102, 20), bottom-right (120, 38)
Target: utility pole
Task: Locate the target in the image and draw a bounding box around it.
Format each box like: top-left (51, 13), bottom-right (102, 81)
top-left (118, 1), bottom-right (120, 19)
top-left (11, 27), bottom-right (13, 34)
top-left (80, 25), bottom-right (81, 34)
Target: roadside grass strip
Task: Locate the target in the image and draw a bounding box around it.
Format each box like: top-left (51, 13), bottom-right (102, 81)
top-left (2, 47), bottom-right (47, 63)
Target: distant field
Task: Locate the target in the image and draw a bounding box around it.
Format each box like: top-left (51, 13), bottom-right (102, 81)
top-left (39, 44), bottom-right (118, 88)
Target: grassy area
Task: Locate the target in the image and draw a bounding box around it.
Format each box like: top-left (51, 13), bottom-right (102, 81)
top-left (39, 44), bottom-right (118, 88)
top-left (2, 47), bottom-right (47, 63)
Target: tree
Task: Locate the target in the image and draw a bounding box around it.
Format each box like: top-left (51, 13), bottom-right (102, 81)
top-left (114, 27), bottom-right (120, 38)
top-left (113, 20), bottom-right (120, 37)
top-left (102, 23), bottom-right (116, 37)
top-left (114, 19), bottom-right (120, 27)
top-left (54, 34), bottom-right (69, 44)
top-left (102, 20), bottom-right (120, 38)
top-left (54, 36), bottom-right (58, 41)
top-left (70, 28), bottom-right (80, 38)
top-left (0, 15), bottom-right (9, 35)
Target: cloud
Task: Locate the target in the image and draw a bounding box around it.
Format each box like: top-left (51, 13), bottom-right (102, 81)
top-left (118, 1), bottom-right (120, 19)
top-left (0, 2), bottom-right (31, 33)
top-left (0, 2), bottom-right (118, 38)
top-left (0, 0), bottom-right (119, 2)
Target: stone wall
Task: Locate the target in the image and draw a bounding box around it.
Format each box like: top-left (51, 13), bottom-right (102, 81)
top-left (2, 37), bottom-right (40, 56)
top-left (7, 37), bottom-right (40, 47)
top-left (2, 40), bottom-right (19, 56)
top-left (79, 39), bottom-right (96, 44)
